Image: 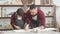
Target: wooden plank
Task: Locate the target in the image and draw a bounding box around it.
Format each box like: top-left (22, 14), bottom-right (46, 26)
top-left (0, 5), bottom-right (54, 7)
top-left (46, 16), bottom-right (53, 17)
top-left (0, 16), bottom-right (53, 19)
top-left (0, 17), bottom-right (11, 19)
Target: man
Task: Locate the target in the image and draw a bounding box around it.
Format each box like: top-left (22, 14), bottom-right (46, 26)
top-left (23, 4), bottom-right (45, 29)
top-left (11, 8), bottom-right (25, 29)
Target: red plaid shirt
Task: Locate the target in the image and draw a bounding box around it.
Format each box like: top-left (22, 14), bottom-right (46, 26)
top-left (23, 9), bottom-right (46, 28)
top-left (11, 12), bottom-right (16, 28)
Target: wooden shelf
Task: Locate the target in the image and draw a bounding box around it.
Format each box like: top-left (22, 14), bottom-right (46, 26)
top-left (0, 17), bottom-right (11, 19)
top-left (0, 29), bottom-right (12, 31)
top-left (0, 16), bottom-right (53, 19)
top-left (46, 16), bottom-right (53, 17)
top-left (0, 5), bottom-right (54, 7)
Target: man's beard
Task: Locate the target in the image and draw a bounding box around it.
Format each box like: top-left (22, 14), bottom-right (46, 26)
top-left (31, 14), bottom-right (37, 17)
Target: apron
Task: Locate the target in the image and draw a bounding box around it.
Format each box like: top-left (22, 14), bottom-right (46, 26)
top-left (14, 16), bottom-right (24, 29)
top-left (31, 15), bottom-right (41, 28)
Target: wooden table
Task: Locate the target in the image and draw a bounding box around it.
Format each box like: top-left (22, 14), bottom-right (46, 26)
top-left (0, 28), bottom-right (59, 34)
top-left (0, 30), bottom-right (60, 34)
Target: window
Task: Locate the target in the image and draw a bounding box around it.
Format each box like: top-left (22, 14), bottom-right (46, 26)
top-left (40, 0), bottom-right (51, 5)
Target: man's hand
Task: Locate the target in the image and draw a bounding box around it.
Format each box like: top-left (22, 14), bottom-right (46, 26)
top-left (40, 26), bottom-right (45, 29)
top-left (24, 24), bottom-right (29, 31)
top-left (14, 25), bottom-right (21, 30)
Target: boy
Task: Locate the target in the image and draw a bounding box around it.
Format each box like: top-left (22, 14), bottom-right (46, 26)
top-left (11, 8), bottom-right (25, 29)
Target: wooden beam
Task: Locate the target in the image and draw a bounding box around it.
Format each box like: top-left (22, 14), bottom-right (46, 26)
top-left (0, 17), bottom-right (11, 19)
top-left (0, 5), bottom-right (54, 7)
top-left (0, 16), bottom-right (53, 19)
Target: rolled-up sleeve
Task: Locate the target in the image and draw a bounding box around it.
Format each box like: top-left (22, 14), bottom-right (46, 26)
top-left (38, 9), bottom-right (46, 28)
top-left (11, 13), bottom-right (16, 28)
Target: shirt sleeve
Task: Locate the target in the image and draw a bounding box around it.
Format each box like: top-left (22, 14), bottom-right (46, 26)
top-left (23, 11), bottom-right (31, 26)
top-left (38, 9), bottom-right (46, 28)
top-left (11, 13), bottom-right (16, 28)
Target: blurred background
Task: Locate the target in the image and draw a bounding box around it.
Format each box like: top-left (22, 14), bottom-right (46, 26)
top-left (0, 0), bottom-right (60, 32)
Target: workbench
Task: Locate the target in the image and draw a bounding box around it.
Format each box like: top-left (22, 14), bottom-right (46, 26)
top-left (0, 28), bottom-right (60, 34)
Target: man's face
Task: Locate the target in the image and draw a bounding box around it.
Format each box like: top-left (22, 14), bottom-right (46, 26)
top-left (30, 8), bottom-right (37, 16)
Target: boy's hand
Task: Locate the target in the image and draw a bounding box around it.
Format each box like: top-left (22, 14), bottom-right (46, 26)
top-left (25, 24), bottom-right (29, 31)
top-left (14, 25), bottom-right (21, 30)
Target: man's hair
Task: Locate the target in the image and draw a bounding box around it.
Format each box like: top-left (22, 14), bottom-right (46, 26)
top-left (30, 4), bottom-right (36, 10)
top-left (16, 8), bottom-right (24, 16)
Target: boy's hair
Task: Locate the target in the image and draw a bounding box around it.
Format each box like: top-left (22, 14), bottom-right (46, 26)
top-left (16, 8), bottom-right (24, 16)
top-left (30, 4), bottom-right (36, 10)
